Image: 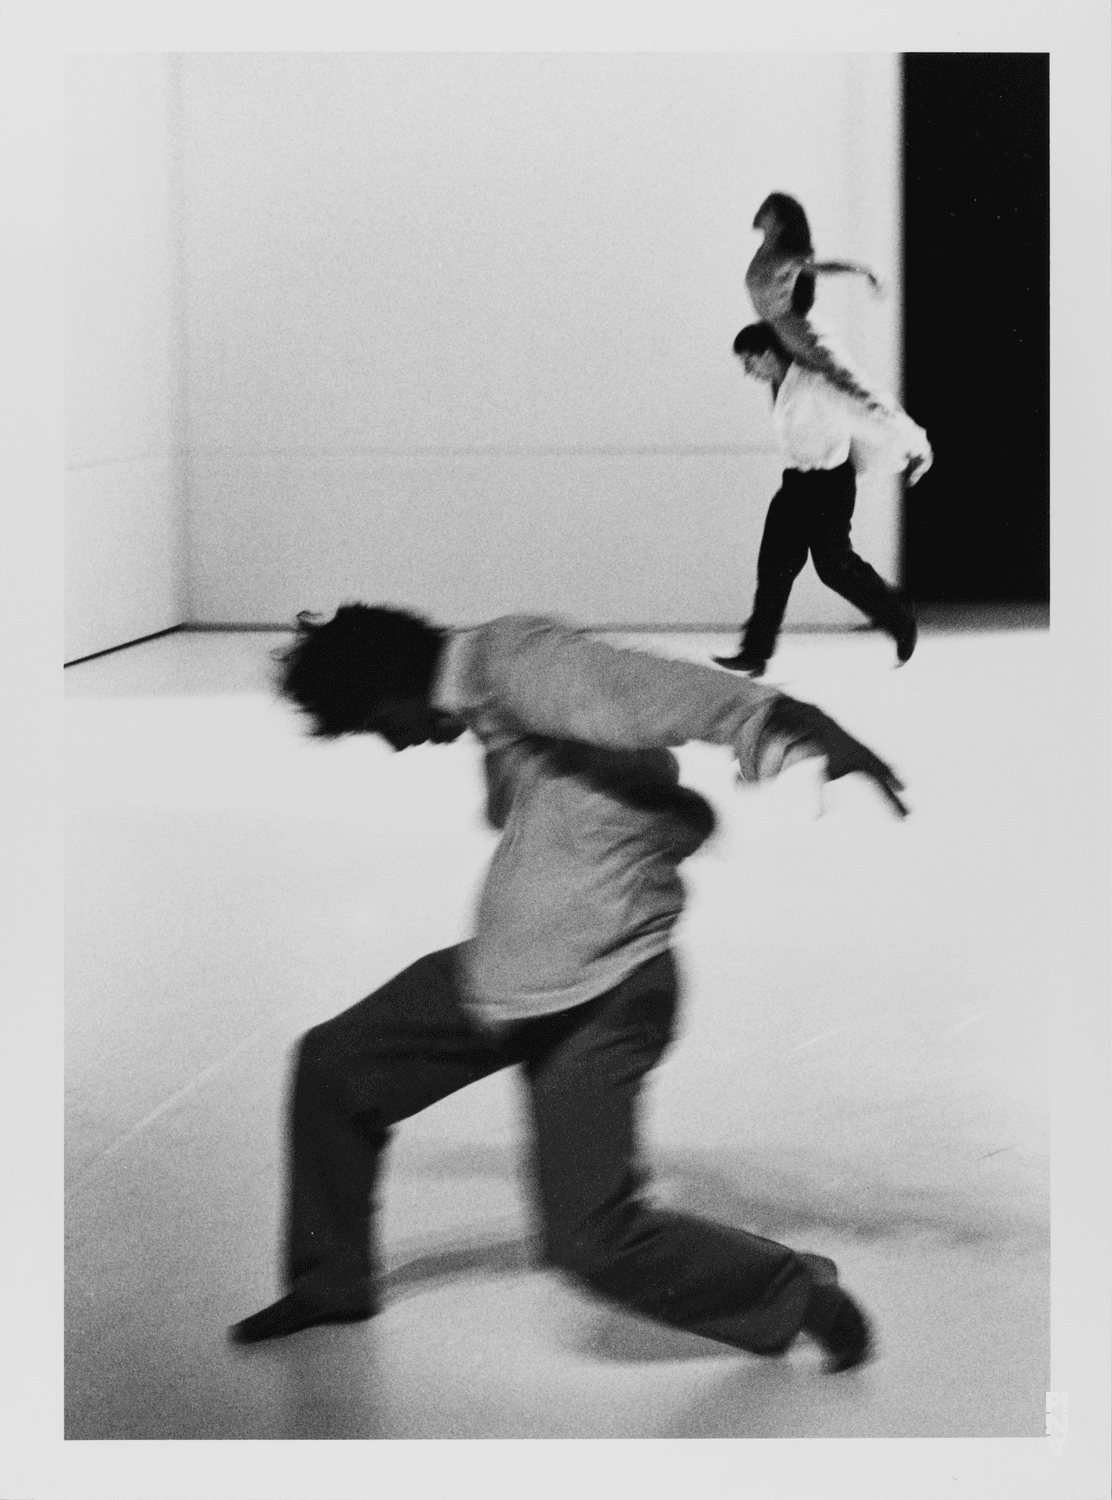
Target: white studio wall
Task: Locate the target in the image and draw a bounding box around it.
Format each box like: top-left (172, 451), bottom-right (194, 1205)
top-left (178, 52), bottom-right (902, 628)
top-left (65, 53), bottom-right (183, 662)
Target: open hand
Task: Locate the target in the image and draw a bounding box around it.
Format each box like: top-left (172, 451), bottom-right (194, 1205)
top-left (764, 697), bottom-right (909, 819)
top-left (905, 450), bottom-right (933, 487)
top-left (820, 721), bottom-right (909, 818)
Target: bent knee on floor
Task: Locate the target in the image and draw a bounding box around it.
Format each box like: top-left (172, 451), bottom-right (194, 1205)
top-left (545, 1217), bottom-right (647, 1297)
top-left (549, 1241), bottom-right (622, 1295)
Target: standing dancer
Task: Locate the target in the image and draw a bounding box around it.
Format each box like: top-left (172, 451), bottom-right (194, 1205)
top-left (714, 322), bottom-right (932, 677)
top-left (746, 191), bottom-right (895, 416)
top-left (231, 604), bottom-right (909, 1370)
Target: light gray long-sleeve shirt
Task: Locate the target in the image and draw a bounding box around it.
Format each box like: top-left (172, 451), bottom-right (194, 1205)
top-left (432, 614), bottom-right (795, 1026)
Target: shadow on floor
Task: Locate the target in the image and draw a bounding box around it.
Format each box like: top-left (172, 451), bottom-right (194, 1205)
top-left (382, 1232), bottom-right (535, 1298)
top-left (377, 1140), bottom-right (1046, 1367)
top-left (393, 1139), bottom-right (1046, 1254)
top-left (381, 1230), bottom-right (733, 1365)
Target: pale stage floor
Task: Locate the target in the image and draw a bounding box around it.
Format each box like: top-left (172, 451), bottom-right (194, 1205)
top-left (65, 620), bottom-right (1050, 1440)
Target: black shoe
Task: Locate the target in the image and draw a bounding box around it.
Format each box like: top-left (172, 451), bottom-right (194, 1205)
top-left (745, 1252), bottom-right (840, 1357)
top-left (801, 1282), bottom-right (874, 1373)
top-left (894, 611), bottom-right (918, 665)
top-left (712, 652), bottom-right (767, 678)
top-left (229, 1287), bottom-right (375, 1345)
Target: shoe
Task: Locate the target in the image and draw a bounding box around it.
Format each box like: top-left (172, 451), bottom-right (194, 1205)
top-left (893, 611), bottom-right (918, 665)
top-left (801, 1282), bottom-right (874, 1373)
top-left (229, 1287), bottom-right (375, 1345)
top-left (735, 1251), bottom-right (839, 1357)
top-left (712, 652), bottom-right (767, 678)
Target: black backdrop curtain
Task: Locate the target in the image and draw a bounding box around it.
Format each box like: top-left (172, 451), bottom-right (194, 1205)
top-left (901, 53), bottom-right (1050, 604)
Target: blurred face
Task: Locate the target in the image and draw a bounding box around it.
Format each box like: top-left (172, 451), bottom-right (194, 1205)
top-left (741, 349), bottom-right (781, 385)
top-left (364, 699), bottom-right (464, 750)
top-left (753, 206), bottom-right (779, 240)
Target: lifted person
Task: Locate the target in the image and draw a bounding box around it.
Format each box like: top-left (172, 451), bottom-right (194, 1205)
top-left (745, 189), bottom-right (894, 416)
top-left (714, 321), bottom-right (932, 678)
top-left (231, 605), bottom-right (909, 1370)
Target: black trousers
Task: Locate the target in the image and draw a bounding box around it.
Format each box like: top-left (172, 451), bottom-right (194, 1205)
top-left (283, 945), bottom-right (817, 1353)
top-left (741, 461), bottom-right (911, 662)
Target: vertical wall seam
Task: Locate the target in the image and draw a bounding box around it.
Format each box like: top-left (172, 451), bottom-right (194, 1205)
top-left (845, 52), bottom-right (902, 587)
top-left (896, 52), bottom-right (908, 589)
top-left (167, 52), bottom-right (192, 624)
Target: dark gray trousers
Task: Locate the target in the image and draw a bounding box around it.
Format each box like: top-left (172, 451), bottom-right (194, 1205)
top-left (285, 945), bottom-right (814, 1352)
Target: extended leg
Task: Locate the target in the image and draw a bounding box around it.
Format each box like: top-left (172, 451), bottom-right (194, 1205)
top-left (522, 954), bottom-right (834, 1357)
top-left (808, 464), bottom-right (916, 659)
top-left (736, 483), bottom-right (811, 667)
top-left (231, 946), bottom-right (508, 1343)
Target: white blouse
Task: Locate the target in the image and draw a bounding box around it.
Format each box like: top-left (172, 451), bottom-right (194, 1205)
top-left (772, 360), bottom-right (931, 476)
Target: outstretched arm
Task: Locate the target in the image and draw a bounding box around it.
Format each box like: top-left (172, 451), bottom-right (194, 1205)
top-left (811, 259), bottom-right (885, 296)
top-left (760, 697), bottom-right (909, 817)
top-left (474, 618), bottom-right (909, 817)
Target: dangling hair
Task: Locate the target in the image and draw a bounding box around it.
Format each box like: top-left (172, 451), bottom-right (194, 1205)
top-left (274, 603), bottom-right (446, 738)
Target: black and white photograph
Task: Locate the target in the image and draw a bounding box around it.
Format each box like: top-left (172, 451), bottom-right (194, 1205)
top-left (3, 3), bottom-right (1109, 1498)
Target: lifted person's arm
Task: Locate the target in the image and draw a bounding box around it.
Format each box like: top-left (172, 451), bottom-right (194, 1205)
top-left (810, 258), bottom-right (886, 296)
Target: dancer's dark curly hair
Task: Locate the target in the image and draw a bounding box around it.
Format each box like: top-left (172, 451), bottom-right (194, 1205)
top-left (274, 603), bottom-right (447, 738)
